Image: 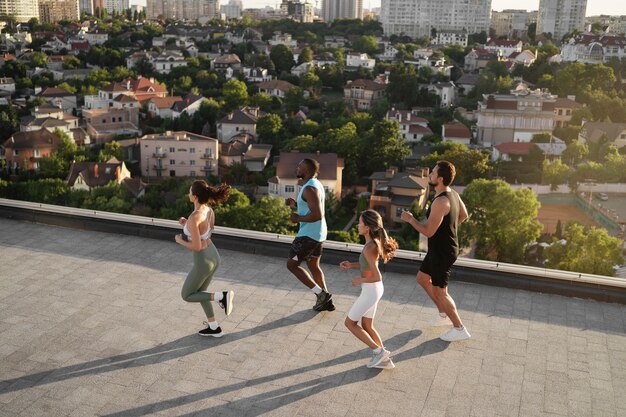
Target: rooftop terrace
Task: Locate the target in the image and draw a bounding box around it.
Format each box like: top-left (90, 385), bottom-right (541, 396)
top-left (1, 216), bottom-right (626, 417)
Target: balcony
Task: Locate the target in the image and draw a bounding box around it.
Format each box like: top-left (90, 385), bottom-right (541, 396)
top-left (152, 152), bottom-right (167, 158)
top-left (153, 165), bottom-right (165, 171)
top-left (200, 152), bottom-right (215, 160)
top-left (201, 165), bottom-right (215, 172)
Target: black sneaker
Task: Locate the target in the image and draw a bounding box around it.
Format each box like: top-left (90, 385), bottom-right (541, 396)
top-left (218, 290), bottom-right (234, 316)
top-left (317, 298), bottom-right (336, 312)
top-left (198, 322), bottom-right (223, 337)
top-left (313, 290), bottom-right (331, 310)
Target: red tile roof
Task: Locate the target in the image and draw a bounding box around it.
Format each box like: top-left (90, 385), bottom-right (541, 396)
top-left (495, 142), bottom-right (536, 155)
top-left (443, 122), bottom-right (471, 139)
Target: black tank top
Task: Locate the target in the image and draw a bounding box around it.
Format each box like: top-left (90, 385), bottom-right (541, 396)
top-left (426, 190), bottom-right (460, 257)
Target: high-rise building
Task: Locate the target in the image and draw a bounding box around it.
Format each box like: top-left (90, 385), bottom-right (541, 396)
top-left (220, 0), bottom-right (241, 19)
top-left (0, 0), bottom-right (40, 22)
top-left (381, 0), bottom-right (492, 39)
top-left (491, 9), bottom-right (537, 38)
top-left (321, 0), bottom-right (362, 23)
top-left (147, 0), bottom-right (219, 20)
top-left (38, 0), bottom-right (79, 23)
top-left (537, 0), bottom-right (587, 41)
top-left (281, 0), bottom-right (314, 23)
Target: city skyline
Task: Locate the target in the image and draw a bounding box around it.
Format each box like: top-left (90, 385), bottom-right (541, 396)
top-left (129, 1), bottom-right (626, 16)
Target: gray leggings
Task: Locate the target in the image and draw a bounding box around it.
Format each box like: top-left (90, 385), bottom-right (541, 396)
top-left (181, 243), bottom-right (220, 318)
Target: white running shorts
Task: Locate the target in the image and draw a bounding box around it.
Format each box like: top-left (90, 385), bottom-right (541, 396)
top-left (347, 281), bottom-right (384, 321)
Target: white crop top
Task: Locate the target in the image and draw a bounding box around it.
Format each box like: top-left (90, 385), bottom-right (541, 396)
top-left (183, 208), bottom-right (213, 241)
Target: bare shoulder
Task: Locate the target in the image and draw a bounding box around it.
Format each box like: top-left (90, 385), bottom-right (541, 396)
top-left (364, 241), bottom-right (380, 258)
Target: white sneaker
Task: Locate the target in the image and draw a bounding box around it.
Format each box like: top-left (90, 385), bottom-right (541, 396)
top-left (367, 348), bottom-right (391, 368)
top-left (373, 358), bottom-right (395, 369)
top-left (440, 327), bottom-right (471, 342)
top-left (429, 313), bottom-right (453, 327)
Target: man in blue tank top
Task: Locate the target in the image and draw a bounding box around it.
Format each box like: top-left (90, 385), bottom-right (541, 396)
top-left (400, 161), bottom-right (471, 342)
top-left (286, 158), bottom-right (335, 312)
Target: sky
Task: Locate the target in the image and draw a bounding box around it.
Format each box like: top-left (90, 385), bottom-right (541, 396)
top-left (130, 1), bottom-right (626, 17)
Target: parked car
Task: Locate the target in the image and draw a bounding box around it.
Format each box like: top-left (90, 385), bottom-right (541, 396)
top-left (597, 192), bottom-right (609, 201)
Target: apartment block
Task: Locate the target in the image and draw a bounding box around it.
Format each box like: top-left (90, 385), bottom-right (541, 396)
top-left (146, 0), bottom-right (220, 20)
top-left (321, 0), bottom-right (362, 23)
top-left (0, 0), bottom-right (39, 21)
top-left (381, 0), bottom-right (492, 39)
top-left (141, 131), bottom-right (219, 178)
top-left (491, 9), bottom-right (537, 38)
top-left (537, 0), bottom-right (587, 41)
top-left (38, 0), bottom-right (79, 24)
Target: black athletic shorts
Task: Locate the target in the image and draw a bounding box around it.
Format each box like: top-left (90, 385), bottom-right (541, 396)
top-left (419, 252), bottom-right (457, 288)
top-left (289, 236), bottom-right (323, 262)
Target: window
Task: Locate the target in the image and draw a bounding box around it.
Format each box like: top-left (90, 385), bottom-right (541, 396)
top-left (170, 170), bottom-right (176, 177)
top-left (170, 160), bottom-right (175, 165)
top-left (169, 147), bottom-right (175, 152)
top-left (285, 185), bottom-right (295, 193)
top-left (13, 149), bottom-right (18, 156)
top-left (189, 160), bottom-right (195, 166)
top-left (189, 148), bottom-right (195, 154)
top-left (395, 207), bottom-right (405, 217)
top-left (558, 109), bottom-right (563, 115)
top-left (34, 149), bottom-right (40, 157)
top-left (102, 119), bottom-right (106, 123)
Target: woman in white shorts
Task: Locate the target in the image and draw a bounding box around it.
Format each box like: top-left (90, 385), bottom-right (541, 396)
top-left (340, 209), bottom-right (398, 369)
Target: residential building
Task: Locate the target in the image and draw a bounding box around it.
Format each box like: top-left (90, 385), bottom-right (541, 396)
top-left (84, 76), bottom-right (167, 109)
top-left (428, 81), bottom-right (458, 108)
top-left (381, 0), bottom-right (491, 39)
top-left (321, 0), bottom-right (362, 22)
top-left (455, 73), bottom-right (481, 95)
top-left (147, 0), bottom-right (220, 20)
top-left (491, 9), bottom-right (536, 38)
top-left (442, 121), bottom-right (472, 145)
top-left (268, 151), bottom-right (344, 200)
top-left (386, 109), bottom-right (433, 143)
top-left (239, 67), bottom-right (271, 83)
top-left (217, 106), bottom-right (264, 143)
top-left (537, 0), bottom-right (587, 41)
top-left (141, 131), bottom-right (220, 178)
top-left (464, 48), bottom-right (502, 72)
top-left (148, 96), bottom-right (183, 119)
top-left (561, 33), bottom-right (626, 64)
top-left (578, 121), bottom-right (626, 150)
top-left (405, 48), bottom-right (452, 76)
top-left (492, 142), bottom-right (536, 161)
top-left (80, 29), bottom-right (109, 45)
top-left (212, 54), bottom-right (241, 73)
top-left (346, 52), bottom-right (376, 69)
top-left (376, 41), bottom-right (399, 61)
top-left (585, 15), bottom-right (626, 36)
top-left (268, 32), bottom-right (298, 48)
top-left (281, 0), bottom-right (314, 23)
top-left (82, 107), bottom-right (141, 144)
top-left (343, 79), bottom-right (386, 111)
top-left (171, 94), bottom-right (206, 119)
top-left (484, 39), bottom-right (523, 57)
top-left (256, 79), bottom-right (297, 99)
top-left (152, 51), bottom-right (187, 74)
top-left (66, 159), bottom-right (133, 191)
top-left (220, 135), bottom-right (272, 172)
top-left (431, 30), bottom-right (468, 47)
top-left (475, 84), bottom-right (557, 146)
top-left (0, 0), bottom-right (39, 21)
top-left (38, 0), bottom-right (80, 24)
top-left (220, 0), bottom-right (242, 19)
top-left (2, 129), bottom-right (61, 172)
top-left (368, 166), bottom-right (430, 225)
top-left (553, 96), bottom-right (582, 128)
top-left (324, 36), bottom-right (347, 48)
top-left (38, 87), bottom-right (77, 113)
top-left (535, 137), bottom-right (567, 161)
top-left (508, 50), bottom-right (537, 67)
top-left (0, 77), bottom-right (15, 94)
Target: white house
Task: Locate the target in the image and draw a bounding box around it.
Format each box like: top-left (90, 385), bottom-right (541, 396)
top-left (432, 30), bottom-right (468, 47)
top-left (386, 109), bottom-right (433, 143)
top-left (428, 81), bottom-right (458, 107)
top-left (0, 77), bottom-right (16, 94)
top-left (442, 121), bottom-right (472, 145)
top-left (346, 52), bottom-right (375, 69)
top-left (484, 39), bottom-right (523, 58)
top-left (153, 51), bottom-right (187, 74)
top-left (256, 80), bottom-right (297, 98)
top-left (217, 106), bottom-right (264, 142)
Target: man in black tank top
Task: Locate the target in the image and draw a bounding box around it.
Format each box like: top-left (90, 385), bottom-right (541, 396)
top-left (400, 161), bottom-right (471, 342)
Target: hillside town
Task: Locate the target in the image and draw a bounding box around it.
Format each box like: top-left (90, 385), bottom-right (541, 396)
top-left (1, 0), bottom-right (626, 276)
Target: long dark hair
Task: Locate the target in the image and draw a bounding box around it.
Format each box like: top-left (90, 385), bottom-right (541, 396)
top-left (360, 209), bottom-right (398, 263)
top-left (191, 180), bottom-right (231, 205)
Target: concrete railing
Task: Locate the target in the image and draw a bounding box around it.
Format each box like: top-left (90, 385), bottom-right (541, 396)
top-left (1, 198), bottom-right (625, 304)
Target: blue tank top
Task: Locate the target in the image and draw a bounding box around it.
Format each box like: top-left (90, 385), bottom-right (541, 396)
top-left (296, 177), bottom-right (327, 242)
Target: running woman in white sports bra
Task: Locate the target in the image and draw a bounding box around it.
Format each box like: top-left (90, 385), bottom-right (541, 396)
top-left (175, 180), bottom-right (233, 337)
top-left (340, 209), bottom-right (399, 369)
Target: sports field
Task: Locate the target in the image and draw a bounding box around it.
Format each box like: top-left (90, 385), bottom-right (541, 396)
top-left (537, 204), bottom-right (600, 234)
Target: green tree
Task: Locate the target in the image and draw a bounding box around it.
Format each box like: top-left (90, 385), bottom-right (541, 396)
top-left (300, 71), bottom-right (322, 97)
top-left (221, 79), bottom-right (248, 111)
top-left (62, 56), bottom-right (82, 70)
top-left (31, 52), bottom-right (48, 68)
top-left (562, 141), bottom-right (588, 166)
top-left (461, 179), bottom-right (542, 263)
top-left (99, 141), bottom-right (123, 162)
top-left (544, 222), bottom-right (623, 276)
top-left (351, 35), bottom-right (379, 55)
top-left (298, 46), bottom-right (313, 64)
top-left (420, 143), bottom-right (491, 185)
top-left (248, 92), bottom-right (273, 112)
top-left (270, 44), bottom-right (295, 74)
top-left (542, 159), bottom-right (571, 191)
top-left (284, 87), bottom-right (305, 113)
top-left (359, 120), bottom-right (411, 176)
top-left (256, 113), bottom-right (283, 146)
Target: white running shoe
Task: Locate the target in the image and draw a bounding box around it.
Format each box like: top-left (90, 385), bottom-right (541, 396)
top-left (440, 327), bottom-right (471, 342)
top-left (367, 348), bottom-right (391, 368)
top-left (429, 313), bottom-right (453, 327)
top-left (373, 358), bottom-right (395, 369)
